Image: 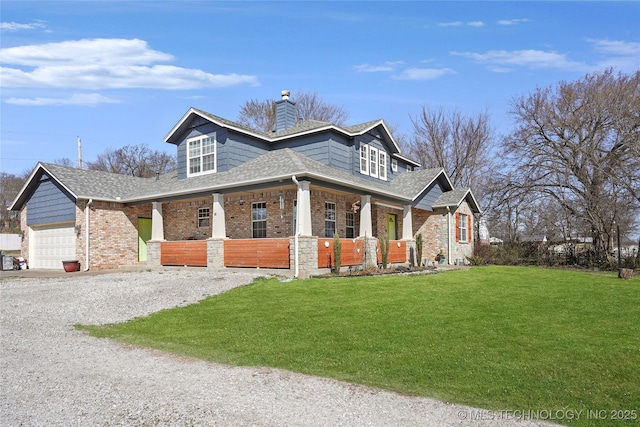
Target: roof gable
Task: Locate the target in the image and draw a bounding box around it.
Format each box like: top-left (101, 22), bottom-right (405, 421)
top-left (9, 163), bottom-right (150, 210)
top-left (164, 107), bottom-right (411, 161)
top-left (432, 187), bottom-right (481, 214)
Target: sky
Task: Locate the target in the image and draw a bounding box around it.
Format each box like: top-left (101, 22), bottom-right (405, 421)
top-left (1, 1), bottom-right (639, 177)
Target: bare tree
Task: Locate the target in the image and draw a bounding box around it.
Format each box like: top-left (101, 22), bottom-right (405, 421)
top-left (407, 106), bottom-right (496, 191)
top-left (501, 68), bottom-right (640, 260)
top-left (0, 172), bottom-right (26, 231)
top-left (53, 158), bottom-right (74, 167)
top-left (237, 90), bottom-right (350, 132)
top-left (86, 144), bottom-right (176, 178)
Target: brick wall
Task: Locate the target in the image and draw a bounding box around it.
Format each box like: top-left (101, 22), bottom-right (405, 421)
top-left (77, 200), bottom-right (151, 270)
top-left (19, 207), bottom-right (28, 260)
top-left (450, 201), bottom-right (474, 263)
top-left (372, 204), bottom-right (404, 239)
top-left (413, 208), bottom-right (446, 265)
top-left (163, 198), bottom-right (212, 241)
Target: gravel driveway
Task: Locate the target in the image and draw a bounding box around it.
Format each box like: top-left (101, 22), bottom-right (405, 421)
top-left (1, 268), bottom-right (552, 426)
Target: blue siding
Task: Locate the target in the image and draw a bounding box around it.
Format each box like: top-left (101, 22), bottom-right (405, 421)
top-left (27, 175), bottom-right (76, 225)
top-left (173, 115), bottom-right (276, 179)
top-left (170, 115), bottom-right (415, 187)
top-left (352, 135), bottom-right (394, 185)
top-left (413, 180), bottom-right (445, 211)
top-left (223, 132), bottom-right (269, 170)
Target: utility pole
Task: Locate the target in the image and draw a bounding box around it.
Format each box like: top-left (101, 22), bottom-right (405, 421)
top-left (77, 136), bottom-right (82, 169)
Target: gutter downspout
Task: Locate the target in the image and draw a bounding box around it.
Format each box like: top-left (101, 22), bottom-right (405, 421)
top-left (84, 199), bottom-right (93, 271)
top-left (446, 206), bottom-right (452, 265)
top-left (291, 176), bottom-right (300, 279)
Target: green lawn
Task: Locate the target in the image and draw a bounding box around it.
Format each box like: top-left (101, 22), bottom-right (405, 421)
top-left (82, 266), bottom-right (640, 426)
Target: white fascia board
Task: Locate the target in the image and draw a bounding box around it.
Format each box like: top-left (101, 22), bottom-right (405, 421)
top-left (392, 153), bottom-right (421, 167)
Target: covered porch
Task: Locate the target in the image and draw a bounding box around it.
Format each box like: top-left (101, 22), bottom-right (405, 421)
top-left (143, 179), bottom-right (417, 278)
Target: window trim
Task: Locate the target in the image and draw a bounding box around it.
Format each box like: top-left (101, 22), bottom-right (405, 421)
top-left (187, 133), bottom-right (216, 178)
top-left (369, 146), bottom-right (379, 178)
top-left (251, 201), bottom-right (267, 238)
top-left (197, 207), bottom-right (210, 228)
top-left (391, 158), bottom-right (398, 172)
top-left (458, 213), bottom-right (469, 243)
top-left (325, 202), bottom-right (336, 238)
top-left (379, 151), bottom-right (387, 181)
top-left (359, 145), bottom-right (369, 175)
top-left (345, 211), bottom-right (355, 239)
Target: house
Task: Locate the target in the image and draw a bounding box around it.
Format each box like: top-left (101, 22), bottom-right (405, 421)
top-left (9, 91), bottom-right (481, 277)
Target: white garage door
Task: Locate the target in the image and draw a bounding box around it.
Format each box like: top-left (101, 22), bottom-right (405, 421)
top-left (30, 223), bottom-right (77, 269)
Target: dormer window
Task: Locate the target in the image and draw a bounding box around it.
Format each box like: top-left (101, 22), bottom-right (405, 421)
top-left (359, 143), bottom-right (387, 181)
top-left (187, 133), bottom-right (216, 177)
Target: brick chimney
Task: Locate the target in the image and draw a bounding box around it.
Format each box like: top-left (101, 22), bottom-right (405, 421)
top-left (274, 90), bottom-right (297, 132)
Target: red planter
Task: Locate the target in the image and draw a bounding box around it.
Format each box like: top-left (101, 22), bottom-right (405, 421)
top-left (62, 260), bottom-right (80, 272)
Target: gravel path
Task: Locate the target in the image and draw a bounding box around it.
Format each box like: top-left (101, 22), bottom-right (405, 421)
top-left (1, 269), bottom-right (552, 426)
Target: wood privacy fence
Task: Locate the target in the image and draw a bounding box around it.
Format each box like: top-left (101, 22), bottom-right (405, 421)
top-left (380, 240), bottom-right (407, 264)
top-left (160, 238), bottom-right (406, 269)
top-left (318, 238), bottom-right (365, 268)
top-left (318, 239), bottom-right (407, 268)
top-left (224, 238), bottom-right (290, 268)
top-left (160, 241), bottom-right (208, 267)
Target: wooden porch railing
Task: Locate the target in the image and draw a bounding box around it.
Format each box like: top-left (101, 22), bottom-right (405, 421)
top-left (377, 240), bottom-right (407, 264)
top-left (160, 240), bottom-right (208, 267)
top-left (317, 238), bottom-right (365, 268)
top-left (224, 238), bottom-right (290, 268)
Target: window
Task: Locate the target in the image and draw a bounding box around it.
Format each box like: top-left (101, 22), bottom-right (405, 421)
top-left (359, 143), bottom-right (387, 181)
top-left (359, 145), bottom-right (369, 175)
top-left (379, 151), bottom-right (387, 180)
top-left (369, 147), bottom-right (379, 178)
top-left (252, 202), bottom-right (267, 238)
top-left (391, 158), bottom-right (398, 172)
top-left (345, 211), bottom-right (355, 238)
top-left (198, 207), bottom-right (210, 228)
top-left (458, 213), bottom-right (468, 242)
top-left (325, 202), bottom-right (336, 238)
top-left (187, 134), bottom-right (216, 177)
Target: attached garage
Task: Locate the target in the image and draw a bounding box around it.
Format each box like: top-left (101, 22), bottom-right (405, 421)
top-left (29, 223), bottom-right (77, 269)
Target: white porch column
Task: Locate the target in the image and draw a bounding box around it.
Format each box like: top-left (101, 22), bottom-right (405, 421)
top-left (212, 193), bottom-right (226, 238)
top-left (151, 201), bottom-right (165, 241)
top-left (297, 180), bottom-right (312, 236)
top-left (402, 204), bottom-right (413, 240)
top-left (359, 195), bottom-right (372, 237)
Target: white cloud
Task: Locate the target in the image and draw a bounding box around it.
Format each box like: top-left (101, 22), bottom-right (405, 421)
top-left (353, 61), bottom-right (404, 73)
top-left (590, 39), bottom-right (640, 57)
top-left (0, 38), bottom-right (259, 90)
top-left (497, 18), bottom-right (530, 26)
top-left (453, 39), bottom-right (640, 73)
top-left (6, 93), bottom-right (120, 106)
top-left (0, 21), bottom-right (46, 32)
top-left (438, 21), bottom-right (484, 27)
top-left (451, 49), bottom-right (588, 72)
top-left (392, 68), bottom-right (455, 81)
top-left (438, 21), bottom-right (463, 27)
top-left (589, 39), bottom-right (640, 72)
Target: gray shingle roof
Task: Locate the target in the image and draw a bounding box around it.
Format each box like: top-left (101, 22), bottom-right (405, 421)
top-left (433, 188), bottom-right (481, 213)
top-left (13, 149), bottom-right (457, 211)
top-left (123, 148), bottom-right (428, 202)
top-left (38, 163), bottom-right (150, 200)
